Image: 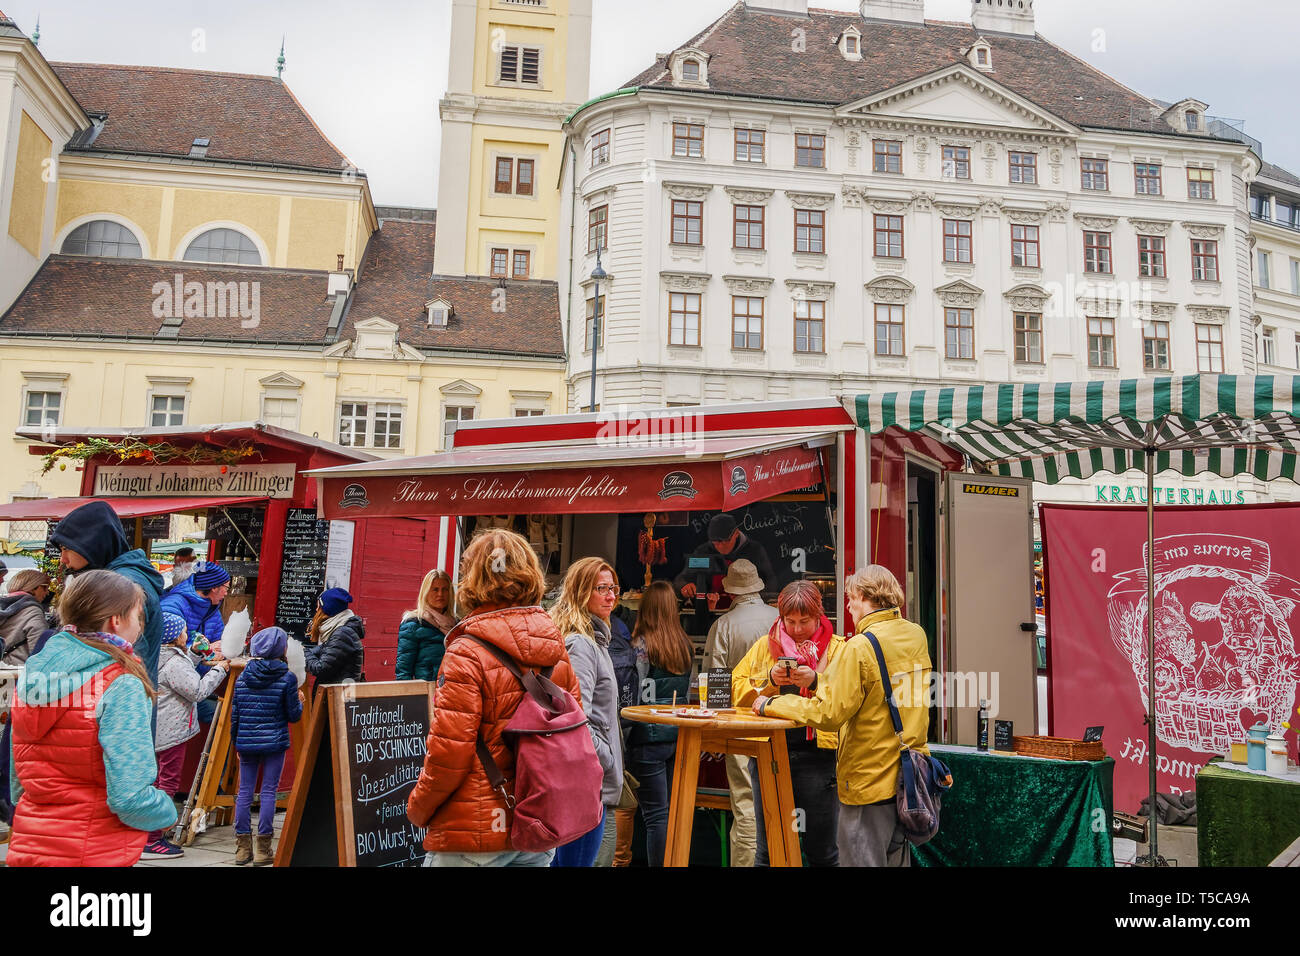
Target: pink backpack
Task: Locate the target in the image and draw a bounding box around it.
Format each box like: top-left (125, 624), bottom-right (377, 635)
top-left (465, 636), bottom-right (604, 852)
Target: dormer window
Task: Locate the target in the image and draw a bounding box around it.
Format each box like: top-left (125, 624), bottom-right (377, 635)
top-left (425, 298), bottom-right (452, 328)
top-left (189, 137), bottom-right (210, 159)
top-left (670, 48), bottom-right (709, 88)
top-left (967, 40), bottom-right (993, 72)
top-left (1186, 110), bottom-right (1200, 131)
top-left (1161, 98), bottom-right (1209, 135)
top-left (838, 27), bottom-right (862, 61)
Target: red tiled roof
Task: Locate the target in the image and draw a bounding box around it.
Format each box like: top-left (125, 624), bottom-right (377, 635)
top-left (347, 219), bottom-right (565, 358)
top-left (0, 256), bottom-right (338, 343)
top-left (625, 4), bottom-right (1177, 136)
top-left (51, 62), bottom-right (352, 172)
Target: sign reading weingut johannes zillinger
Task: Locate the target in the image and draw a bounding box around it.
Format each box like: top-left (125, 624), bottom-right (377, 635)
top-left (93, 463), bottom-right (297, 498)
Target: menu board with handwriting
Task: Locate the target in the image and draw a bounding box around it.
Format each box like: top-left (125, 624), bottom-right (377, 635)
top-left (275, 508), bottom-right (330, 639)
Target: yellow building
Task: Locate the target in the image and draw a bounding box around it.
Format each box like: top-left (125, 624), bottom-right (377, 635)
top-left (0, 11), bottom-right (566, 520)
top-left (433, 0), bottom-right (592, 281)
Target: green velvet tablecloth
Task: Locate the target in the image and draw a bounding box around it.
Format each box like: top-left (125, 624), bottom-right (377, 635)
top-left (1196, 762), bottom-right (1300, 867)
top-left (914, 746), bottom-right (1115, 867)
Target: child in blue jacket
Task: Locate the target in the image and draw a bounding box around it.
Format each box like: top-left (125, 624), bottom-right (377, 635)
top-left (230, 626), bottom-right (302, 866)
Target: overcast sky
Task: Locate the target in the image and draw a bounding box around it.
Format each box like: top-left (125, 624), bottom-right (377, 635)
top-left (4, 0), bottom-right (1296, 206)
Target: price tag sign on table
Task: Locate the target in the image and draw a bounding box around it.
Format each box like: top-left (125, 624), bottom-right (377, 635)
top-left (994, 720), bottom-right (1015, 752)
top-left (706, 670), bottom-right (732, 710)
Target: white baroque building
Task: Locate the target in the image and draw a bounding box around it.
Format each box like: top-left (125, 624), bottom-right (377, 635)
top-left (558, 0), bottom-right (1261, 411)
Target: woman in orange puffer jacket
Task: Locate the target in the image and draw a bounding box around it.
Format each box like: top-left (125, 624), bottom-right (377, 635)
top-left (407, 529), bottom-right (583, 867)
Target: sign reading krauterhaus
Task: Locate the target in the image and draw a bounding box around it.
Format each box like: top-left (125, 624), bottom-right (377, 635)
top-left (94, 463), bottom-right (296, 499)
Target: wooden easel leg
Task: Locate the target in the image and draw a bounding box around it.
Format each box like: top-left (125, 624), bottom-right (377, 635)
top-left (196, 681), bottom-right (237, 825)
top-left (663, 728), bottom-right (702, 867)
top-left (768, 732), bottom-right (803, 868)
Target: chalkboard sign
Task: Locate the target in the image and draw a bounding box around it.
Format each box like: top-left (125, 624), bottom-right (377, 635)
top-left (140, 514), bottom-right (171, 541)
top-left (206, 508), bottom-right (266, 549)
top-left (1083, 725), bottom-right (1104, 743)
top-left (994, 720), bottom-right (1015, 752)
top-left (276, 508), bottom-right (330, 640)
top-left (617, 498), bottom-right (836, 595)
top-left (706, 670), bottom-right (732, 709)
top-left (277, 682), bottom-right (433, 867)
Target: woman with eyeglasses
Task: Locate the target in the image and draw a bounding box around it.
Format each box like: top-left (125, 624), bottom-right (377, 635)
top-left (549, 557), bottom-right (625, 867)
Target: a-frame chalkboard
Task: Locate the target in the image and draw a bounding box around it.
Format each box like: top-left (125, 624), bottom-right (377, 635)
top-left (276, 681), bottom-right (434, 867)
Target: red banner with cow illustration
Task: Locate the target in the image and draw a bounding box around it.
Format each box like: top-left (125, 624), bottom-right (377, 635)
top-left (1042, 504), bottom-right (1300, 813)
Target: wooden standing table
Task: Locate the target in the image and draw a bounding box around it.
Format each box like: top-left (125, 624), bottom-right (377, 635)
top-left (621, 705), bottom-right (802, 867)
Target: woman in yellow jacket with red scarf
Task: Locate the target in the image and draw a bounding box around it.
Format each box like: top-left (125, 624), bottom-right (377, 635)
top-left (754, 565), bottom-right (931, 867)
top-left (731, 580), bottom-right (845, 866)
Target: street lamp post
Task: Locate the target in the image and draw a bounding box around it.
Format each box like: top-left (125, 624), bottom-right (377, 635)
top-left (589, 249), bottom-right (608, 413)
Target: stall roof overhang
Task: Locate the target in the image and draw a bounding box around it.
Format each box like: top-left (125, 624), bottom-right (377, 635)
top-left (16, 422), bottom-right (378, 462)
top-left (850, 375), bottom-right (1300, 485)
top-left (306, 432), bottom-right (838, 518)
top-left (0, 496), bottom-right (269, 522)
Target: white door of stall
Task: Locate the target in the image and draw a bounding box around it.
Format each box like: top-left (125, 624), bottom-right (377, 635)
top-left (943, 474), bottom-right (1037, 746)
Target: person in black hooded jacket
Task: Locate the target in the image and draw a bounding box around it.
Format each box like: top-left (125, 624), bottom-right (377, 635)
top-left (302, 588), bottom-right (364, 684)
top-left (49, 501), bottom-right (166, 687)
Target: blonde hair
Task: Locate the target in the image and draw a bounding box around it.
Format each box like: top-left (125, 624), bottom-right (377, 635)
top-left (410, 569), bottom-right (454, 622)
top-left (846, 565), bottom-right (905, 612)
top-left (550, 557), bottom-right (616, 640)
top-left (58, 570), bottom-right (156, 700)
top-left (7, 570), bottom-right (50, 594)
top-left (456, 529), bottom-right (545, 615)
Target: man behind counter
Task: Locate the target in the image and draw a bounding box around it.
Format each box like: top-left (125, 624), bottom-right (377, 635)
top-left (675, 513), bottom-right (779, 602)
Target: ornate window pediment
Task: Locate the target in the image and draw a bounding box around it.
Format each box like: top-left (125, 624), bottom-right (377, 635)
top-left (865, 275), bottom-right (915, 303)
top-left (1004, 283), bottom-right (1052, 311)
top-left (935, 280), bottom-right (983, 307)
top-left (661, 271), bottom-right (711, 292)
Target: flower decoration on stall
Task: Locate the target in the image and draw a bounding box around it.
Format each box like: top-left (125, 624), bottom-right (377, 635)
top-left (35, 548), bottom-right (65, 600)
top-left (41, 439), bottom-right (262, 475)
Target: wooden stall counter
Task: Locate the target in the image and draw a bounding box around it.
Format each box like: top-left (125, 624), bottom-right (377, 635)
top-left (621, 704), bottom-right (801, 867)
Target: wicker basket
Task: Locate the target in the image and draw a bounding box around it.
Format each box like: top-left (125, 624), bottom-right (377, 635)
top-left (1012, 735), bottom-right (1106, 761)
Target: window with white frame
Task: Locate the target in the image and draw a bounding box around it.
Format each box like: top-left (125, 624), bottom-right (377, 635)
top-left (62, 220), bottom-right (142, 258)
top-left (183, 228), bottom-right (261, 265)
top-left (1263, 327), bottom-right (1277, 365)
top-left (151, 395), bottom-right (186, 427)
top-left (339, 402), bottom-right (403, 450)
top-left (261, 396), bottom-right (300, 431)
top-left (442, 405), bottom-right (475, 450)
top-left (23, 389), bottom-right (62, 429)
top-left (1258, 250), bottom-right (1272, 289)
top-left (1292, 259), bottom-right (1300, 295)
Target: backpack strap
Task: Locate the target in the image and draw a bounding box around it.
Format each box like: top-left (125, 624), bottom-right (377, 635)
top-left (860, 631), bottom-right (907, 751)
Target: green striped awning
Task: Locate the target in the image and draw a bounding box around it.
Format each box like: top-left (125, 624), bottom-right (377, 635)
top-left (851, 374), bottom-right (1300, 484)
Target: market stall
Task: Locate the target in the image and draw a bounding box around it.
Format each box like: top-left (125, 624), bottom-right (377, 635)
top-left (1195, 761), bottom-right (1300, 867)
top-left (5, 423), bottom-right (450, 678)
top-left (849, 373), bottom-right (1300, 866)
top-left (307, 403), bottom-right (853, 649)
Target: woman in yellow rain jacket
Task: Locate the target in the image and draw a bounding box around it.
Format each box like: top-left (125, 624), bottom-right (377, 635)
top-left (755, 565), bottom-right (931, 867)
top-left (731, 580), bottom-right (845, 866)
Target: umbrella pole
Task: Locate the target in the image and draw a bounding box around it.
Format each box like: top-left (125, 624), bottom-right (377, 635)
top-left (1144, 450), bottom-right (1162, 866)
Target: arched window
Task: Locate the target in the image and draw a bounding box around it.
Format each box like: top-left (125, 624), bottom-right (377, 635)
top-left (1186, 110), bottom-right (1200, 131)
top-left (61, 220), bottom-right (142, 258)
top-left (183, 228), bottom-right (262, 265)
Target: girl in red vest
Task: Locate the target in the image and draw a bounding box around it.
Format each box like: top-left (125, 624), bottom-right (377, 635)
top-left (7, 570), bottom-right (177, 866)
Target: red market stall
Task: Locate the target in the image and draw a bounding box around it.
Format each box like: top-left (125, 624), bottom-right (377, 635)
top-left (5, 423), bottom-right (450, 679)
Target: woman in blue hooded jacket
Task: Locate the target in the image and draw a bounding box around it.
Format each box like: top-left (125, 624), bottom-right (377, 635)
top-left (230, 626), bottom-right (303, 865)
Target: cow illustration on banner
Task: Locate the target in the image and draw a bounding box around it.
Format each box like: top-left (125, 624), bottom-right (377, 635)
top-left (1043, 505), bottom-right (1300, 812)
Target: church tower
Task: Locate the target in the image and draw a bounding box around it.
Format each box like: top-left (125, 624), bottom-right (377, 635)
top-left (433, 0), bottom-right (593, 281)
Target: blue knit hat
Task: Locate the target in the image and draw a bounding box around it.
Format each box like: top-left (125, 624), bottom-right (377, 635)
top-left (250, 626), bottom-right (289, 660)
top-left (193, 563), bottom-right (231, 591)
top-left (162, 612), bottom-right (187, 646)
top-left (319, 587), bottom-right (353, 617)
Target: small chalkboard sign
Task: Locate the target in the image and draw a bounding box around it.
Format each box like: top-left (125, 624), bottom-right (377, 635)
top-left (994, 720), bottom-right (1015, 752)
top-left (277, 681), bottom-right (434, 868)
top-left (276, 508), bottom-right (331, 640)
top-left (706, 670), bottom-right (732, 709)
top-left (1083, 725), bottom-right (1104, 743)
